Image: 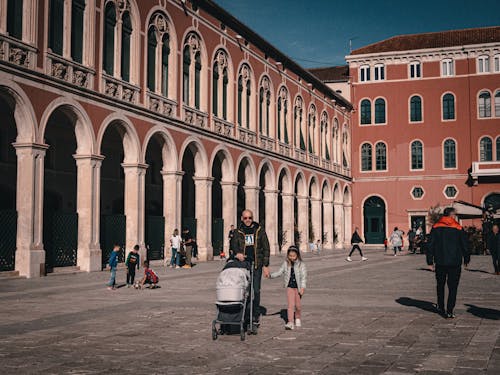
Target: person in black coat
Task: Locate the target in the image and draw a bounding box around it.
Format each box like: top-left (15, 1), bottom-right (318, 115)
top-left (427, 207), bottom-right (470, 318)
top-left (346, 227), bottom-right (367, 262)
top-left (487, 224), bottom-right (500, 275)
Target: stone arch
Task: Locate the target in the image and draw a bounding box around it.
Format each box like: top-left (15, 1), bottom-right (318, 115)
top-left (343, 184), bottom-right (352, 205)
top-left (257, 158), bottom-right (276, 190)
top-left (97, 113), bottom-right (141, 163)
top-left (293, 170), bottom-right (307, 196)
top-left (178, 136), bottom-right (209, 177)
top-left (0, 79), bottom-right (37, 142)
top-left (321, 179), bottom-right (332, 201)
top-left (39, 97), bottom-right (96, 155)
top-left (333, 182), bottom-right (342, 203)
top-left (276, 164), bottom-right (293, 195)
top-left (209, 144), bottom-right (235, 183)
top-left (235, 152), bottom-right (257, 187)
top-left (308, 174), bottom-right (320, 199)
top-left (141, 125), bottom-right (177, 171)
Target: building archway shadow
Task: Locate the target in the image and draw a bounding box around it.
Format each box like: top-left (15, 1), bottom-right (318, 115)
top-left (395, 297), bottom-right (439, 314)
top-left (464, 304), bottom-right (500, 320)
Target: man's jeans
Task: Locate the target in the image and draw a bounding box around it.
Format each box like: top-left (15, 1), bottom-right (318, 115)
top-left (435, 265), bottom-right (461, 313)
top-left (170, 248), bottom-right (180, 267)
top-left (107, 266), bottom-right (117, 287)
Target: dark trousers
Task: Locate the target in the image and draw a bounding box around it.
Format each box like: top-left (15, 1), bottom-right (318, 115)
top-left (349, 244), bottom-right (363, 257)
top-left (435, 265), bottom-right (461, 313)
top-left (492, 254), bottom-right (500, 273)
top-left (252, 266), bottom-right (263, 321)
top-left (126, 267), bottom-right (136, 285)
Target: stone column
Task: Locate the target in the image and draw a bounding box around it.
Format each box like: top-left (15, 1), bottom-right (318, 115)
top-left (334, 202), bottom-right (344, 249)
top-left (13, 143), bottom-right (47, 278)
top-left (310, 198), bottom-right (322, 245)
top-left (244, 185), bottom-right (259, 219)
top-left (74, 155), bottom-right (103, 272)
top-left (194, 177), bottom-right (213, 261)
top-left (122, 163), bottom-right (148, 261)
top-left (281, 193), bottom-right (295, 249)
top-left (264, 189), bottom-right (278, 255)
top-left (323, 200), bottom-right (334, 250)
top-left (343, 204), bottom-right (352, 248)
top-left (221, 181), bottom-right (238, 251)
top-left (162, 171), bottom-right (183, 260)
top-left (296, 195), bottom-right (309, 253)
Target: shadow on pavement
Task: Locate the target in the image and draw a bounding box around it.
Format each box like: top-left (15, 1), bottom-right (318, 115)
top-left (465, 304), bottom-right (500, 320)
top-left (267, 308), bottom-right (288, 323)
top-left (396, 297), bottom-right (439, 314)
top-left (417, 267), bottom-right (434, 272)
top-left (465, 268), bottom-right (491, 274)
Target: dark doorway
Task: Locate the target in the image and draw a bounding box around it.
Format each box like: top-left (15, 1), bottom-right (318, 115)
top-left (212, 153), bottom-right (224, 256)
top-left (364, 196), bottom-right (385, 244)
top-left (259, 169), bottom-right (266, 226)
top-left (182, 146), bottom-right (196, 238)
top-left (237, 161), bottom-right (246, 219)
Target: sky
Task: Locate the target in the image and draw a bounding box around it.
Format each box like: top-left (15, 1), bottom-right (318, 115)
top-left (213, 0), bottom-right (500, 68)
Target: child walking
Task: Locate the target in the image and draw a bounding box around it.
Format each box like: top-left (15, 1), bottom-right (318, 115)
top-left (106, 245), bottom-right (120, 290)
top-left (269, 246), bottom-right (307, 330)
top-left (125, 244), bottom-right (140, 287)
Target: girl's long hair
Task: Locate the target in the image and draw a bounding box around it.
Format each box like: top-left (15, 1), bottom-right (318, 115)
top-left (287, 245), bottom-right (302, 264)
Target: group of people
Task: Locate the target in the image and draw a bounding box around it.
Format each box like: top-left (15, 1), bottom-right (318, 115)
top-left (167, 228), bottom-right (196, 269)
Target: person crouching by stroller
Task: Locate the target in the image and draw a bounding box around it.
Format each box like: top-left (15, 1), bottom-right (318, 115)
top-left (138, 260), bottom-right (159, 289)
top-left (268, 245), bottom-right (307, 330)
top-left (125, 244), bottom-right (140, 287)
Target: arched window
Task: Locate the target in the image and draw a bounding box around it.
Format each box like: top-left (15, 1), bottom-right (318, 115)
top-left (182, 45), bottom-right (190, 104)
top-left (360, 99), bottom-right (371, 124)
top-left (308, 105), bottom-right (316, 153)
top-left (7, 0), bottom-right (23, 39)
top-left (411, 141), bottom-right (423, 170)
top-left (479, 91), bottom-right (491, 118)
top-left (361, 143), bottom-right (372, 171)
top-left (497, 137), bottom-right (500, 161)
top-left (374, 98), bottom-right (386, 124)
top-left (480, 137), bottom-right (493, 161)
top-left (333, 118), bottom-right (340, 164)
top-left (237, 65), bottom-right (252, 128)
top-left (410, 96), bottom-right (422, 122)
top-left (71, 0), bottom-right (86, 63)
top-left (161, 33), bottom-right (170, 96)
top-left (121, 11), bottom-right (132, 82)
top-left (277, 87), bottom-right (289, 143)
top-left (146, 13), bottom-right (171, 95)
top-left (442, 93), bottom-right (455, 120)
top-left (182, 32), bottom-right (203, 109)
top-left (147, 27), bottom-right (157, 91)
top-left (49, 0), bottom-right (64, 55)
top-left (443, 139), bottom-right (456, 168)
top-left (342, 125), bottom-right (350, 168)
top-left (103, 2), bottom-right (116, 75)
top-left (320, 112), bottom-right (329, 160)
top-left (294, 96), bottom-right (305, 150)
top-left (495, 91), bottom-right (500, 117)
top-left (375, 142), bottom-right (386, 170)
top-left (259, 76), bottom-right (271, 136)
top-left (194, 52), bottom-right (201, 109)
top-left (212, 50), bottom-right (229, 120)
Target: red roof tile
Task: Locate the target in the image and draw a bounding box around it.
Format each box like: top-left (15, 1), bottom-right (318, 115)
top-left (351, 26), bottom-right (500, 55)
top-left (308, 65), bottom-right (349, 82)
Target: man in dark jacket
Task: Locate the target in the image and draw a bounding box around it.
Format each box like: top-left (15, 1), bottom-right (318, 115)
top-left (427, 207), bottom-right (470, 318)
top-left (230, 209), bottom-right (270, 324)
top-left (487, 224), bottom-right (500, 275)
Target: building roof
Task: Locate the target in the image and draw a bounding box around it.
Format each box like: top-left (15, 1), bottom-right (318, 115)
top-left (350, 26), bottom-right (500, 55)
top-left (198, 1), bottom-right (352, 109)
top-left (308, 66), bottom-right (349, 82)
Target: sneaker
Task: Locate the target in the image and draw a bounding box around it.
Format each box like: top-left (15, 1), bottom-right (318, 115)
top-left (285, 322), bottom-right (294, 330)
top-left (175, 265), bottom-right (181, 269)
top-left (107, 286), bottom-right (114, 290)
top-left (446, 312), bottom-right (456, 319)
top-left (127, 284), bottom-right (131, 288)
top-left (295, 319), bottom-right (301, 327)
top-left (362, 257), bottom-right (368, 261)
top-left (346, 257), bottom-right (352, 262)
top-left (394, 254), bottom-right (397, 256)
top-left (436, 306), bottom-right (446, 317)
top-left (182, 265), bottom-right (191, 269)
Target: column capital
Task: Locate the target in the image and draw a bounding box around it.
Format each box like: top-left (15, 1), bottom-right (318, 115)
top-left (121, 162), bottom-right (149, 170)
top-left (12, 142), bottom-right (49, 151)
top-left (281, 192), bottom-right (295, 198)
top-left (333, 201), bottom-right (343, 206)
top-left (296, 195), bottom-right (309, 201)
top-left (73, 154), bottom-right (105, 167)
top-left (220, 181), bottom-right (239, 187)
top-left (323, 200), bottom-right (334, 205)
top-left (263, 189), bottom-right (279, 195)
top-left (161, 170), bottom-right (185, 177)
top-left (243, 185), bottom-right (260, 191)
top-left (310, 197), bottom-right (322, 202)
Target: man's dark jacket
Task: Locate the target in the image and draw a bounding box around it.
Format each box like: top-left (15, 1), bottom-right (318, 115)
top-left (351, 231), bottom-right (363, 244)
top-left (487, 232), bottom-right (500, 257)
top-left (426, 216), bottom-right (470, 266)
top-left (230, 221), bottom-right (270, 269)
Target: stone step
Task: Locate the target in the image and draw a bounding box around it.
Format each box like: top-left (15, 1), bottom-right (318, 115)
top-left (47, 266), bottom-right (81, 276)
top-left (0, 270), bottom-right (22, 279)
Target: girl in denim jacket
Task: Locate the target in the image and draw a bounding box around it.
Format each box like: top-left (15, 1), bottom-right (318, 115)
top-left (269, 246), bottom-right (307, 330)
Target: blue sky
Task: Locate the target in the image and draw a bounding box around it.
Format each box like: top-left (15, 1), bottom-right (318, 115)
top-left (214, 0), bottom-right (500, 68)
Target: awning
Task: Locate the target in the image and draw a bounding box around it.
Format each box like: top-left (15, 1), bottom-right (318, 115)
top-left (437, 201), bottom-right (500, 219)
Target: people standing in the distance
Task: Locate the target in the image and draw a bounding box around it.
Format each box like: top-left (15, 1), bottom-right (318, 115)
top-left (487, 224), bottom-right (500, 275)
top-left (106, 245), bottom-right (120, 290)
top-left (268, 246), bottom-right (307, 330)
top-left (181, 228), bottom-right (194, 269)
top-left (125, 245), bottom-right (140, 287)
top-left (427, 207), bottom-right (470, 318)
top-left (315, 239), bottom-right (321, 255)
top-left (228, 224), bottom-right (236, 260)
top-left (347, 227), bottom-right (367, 261)
top-left (408, 228), bottom-right (416, 254)
top-left (169, 229), bottom-right (182, 269)
top-left (389, 227), bottom-right (404, 256)
top-left (230, 209), bottom-right (270, 327)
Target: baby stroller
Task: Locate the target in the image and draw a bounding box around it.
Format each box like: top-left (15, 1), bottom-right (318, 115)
top-left (212, 260), bottom-right (255, 341)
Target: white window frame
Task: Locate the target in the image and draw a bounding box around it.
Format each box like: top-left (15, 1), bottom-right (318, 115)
top-left (441, 59), bottom-right (454, 77)
top-left (409, 61), bottom-right (421, 79)
top-left (494, 55), bottom-right (500, 72)
top-left (374, 64), bottom-right (385, 81)
top-left (477, 55), bottom-right (490, 74)
top-left (443, 185), bottom-right (458, 199)
top-left (360, 65), bottom-right (370, 82)
top-left (411, 186), bottom-right (425, 200)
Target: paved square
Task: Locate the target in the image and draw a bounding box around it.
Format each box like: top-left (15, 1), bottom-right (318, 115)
top-left (1, 250), bottom-right (499, 374)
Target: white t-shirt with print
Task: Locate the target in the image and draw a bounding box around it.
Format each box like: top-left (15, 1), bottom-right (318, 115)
top-left (171, 235), bottom-right (182, 249)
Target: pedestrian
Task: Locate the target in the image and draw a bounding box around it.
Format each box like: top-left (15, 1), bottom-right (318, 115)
top-left (427, 207), bottom-right (470, 318)
top-left (408, 228), bottom-right (416, 254)
top-left (230, 209), bottom-right (270, 326)
top-left (389, 227), bottom-right (403, 256)
top-left (169, 229), bottom-right (182, 269)
top-left (106, 245), bottom-right (120, 290)
top-left (125, 244), bottom-right (140, 287)
top-left (315, 239), bottom-right (321, 255)
top-left (228, 224), bottom-right (236, 259)
top-left (268, 245), bottom-right (307, 330)
top-left (181, 228), bottom-right (194, 268)
top-left (347, 227), bottom-right (367, 261)
top-left (487, 224), bottom-right (500, 275)
top-left (139, 260), bottom-right (159, 289)
top-left (383, 237), bottom-right (388, 252)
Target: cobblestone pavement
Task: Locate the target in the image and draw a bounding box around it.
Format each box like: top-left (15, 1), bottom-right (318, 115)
top-left (0, 249), bottom-right (499, 374)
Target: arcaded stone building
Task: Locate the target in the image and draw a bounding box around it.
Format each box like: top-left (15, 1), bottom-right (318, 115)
top-left (0, 0), bottom-right (353, 277)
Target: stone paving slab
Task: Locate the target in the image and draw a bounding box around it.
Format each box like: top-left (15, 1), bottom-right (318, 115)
top-left (0, 249), bottom-right (499, 374)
